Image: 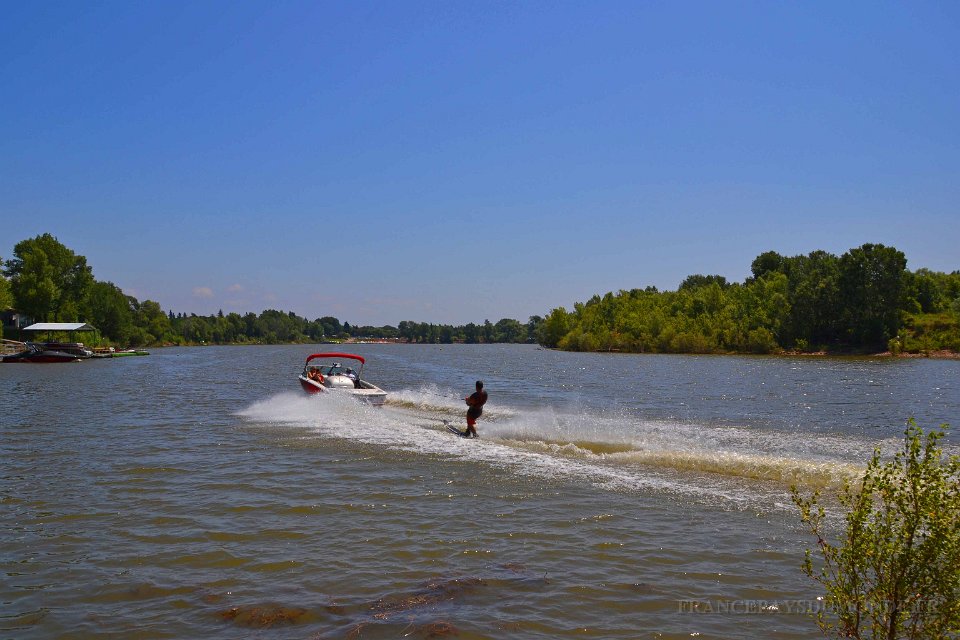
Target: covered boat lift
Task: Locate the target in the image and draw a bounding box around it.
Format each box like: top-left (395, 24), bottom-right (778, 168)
top-left (3, 322), bottom-right (99, 362)
top-left (21, 322), bottom-right (99, 356)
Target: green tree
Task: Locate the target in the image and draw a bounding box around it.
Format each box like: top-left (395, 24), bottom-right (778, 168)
top-left (527, 315), bottom-right (544, 342)
top-left (837, 244), bottom-right (907, 349)
top-left (904, 269), bottom-right (945, 314)
top-left (783, 250), bottom-right (842, 348)
top-left (494, 318), bottom-right (526, 343)
top-left (226, 312), bottom-right (247, 343)
top-left (0, 261), bottom-right (11, 339)
top-left (7, 248), bottom-right (59, 321)
top-left (678, 274), bottom-right (729, 291)
top-left (462, 322), bottom-right (480, 344)
top-left (132, 299), bottom-right (174, 345)
top-left (792, 420), bottom-right (960, 639)
top-left (3, 234), bottom-right (94, 321)
top-left (750, 250), bottom-right (786, 280)
top-left (317, 316), bottom-right (341, 337)
top-left (0, 266), bottom-right (12, 312)
top-left (0, 258), bottom-right (13, 311)
top-left (176, 313), bottom-right (209, 345)
top-left (538, 307), bottom-right (572, 348)
top-left (84, 281), bottom-right (132, 342)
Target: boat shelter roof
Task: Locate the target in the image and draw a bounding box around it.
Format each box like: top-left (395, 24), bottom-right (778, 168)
top-left (22, 322), bottom-right (97, 332)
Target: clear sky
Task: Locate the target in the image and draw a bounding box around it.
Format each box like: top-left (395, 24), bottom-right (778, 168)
top-left (2, 1), bottom-right (957, 326)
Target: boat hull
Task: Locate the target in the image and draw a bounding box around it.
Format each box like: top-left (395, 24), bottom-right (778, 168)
top-left (298, 375), bottom-right (387, 406)
top-left (41, 342), bottom-right (92, 358)
top-left (3, 349), bottom-right (81, 363)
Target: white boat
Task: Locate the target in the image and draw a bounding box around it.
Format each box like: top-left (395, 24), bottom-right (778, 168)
top-left (297, 352), bottom-right (387, 406)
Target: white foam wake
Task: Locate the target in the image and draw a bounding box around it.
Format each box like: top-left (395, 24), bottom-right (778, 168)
top-left (238, 389), bottom-right (871, 512)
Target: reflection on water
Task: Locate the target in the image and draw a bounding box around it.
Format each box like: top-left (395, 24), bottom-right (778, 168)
top-left (1, 344), bottom-right (956, 639)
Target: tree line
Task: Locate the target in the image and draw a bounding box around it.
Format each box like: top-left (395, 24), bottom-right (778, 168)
top-left (3, 235), bottom-right (958, 353)
top-left (0, 234), bottom-right (542, 346)
top-left (538, 243), bottom-right (960, 354)
top-left (161, 311), bottom-right (543, 346)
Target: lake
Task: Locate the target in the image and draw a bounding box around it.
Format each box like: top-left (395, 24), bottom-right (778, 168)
top-left (2, 344), bottom-right (958, 639)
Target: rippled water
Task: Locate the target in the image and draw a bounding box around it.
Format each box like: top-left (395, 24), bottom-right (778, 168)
top-left (2, 344), bottom-right (958, 639)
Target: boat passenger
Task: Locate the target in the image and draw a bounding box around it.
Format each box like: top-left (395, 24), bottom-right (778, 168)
top-left (307, 366), bottom-right (324, 384)
top-left (344, 367), bottom-right (359, 387)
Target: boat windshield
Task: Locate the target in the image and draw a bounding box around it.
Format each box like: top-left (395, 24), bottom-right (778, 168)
top-left (304, 361), bottom-right (362, 377)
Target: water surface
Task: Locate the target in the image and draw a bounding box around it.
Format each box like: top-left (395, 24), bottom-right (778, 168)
top-left (2, 344), bottom-right (957, 638)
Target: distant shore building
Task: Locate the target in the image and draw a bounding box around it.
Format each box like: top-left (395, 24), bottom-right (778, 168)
top-left (1, 310), bottom-right (32, 334)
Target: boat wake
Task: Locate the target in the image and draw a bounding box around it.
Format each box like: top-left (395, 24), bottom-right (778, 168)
top-left (238, 387), bottom-right (878, 513)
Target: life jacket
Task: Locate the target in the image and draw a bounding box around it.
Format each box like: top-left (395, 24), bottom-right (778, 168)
top-left (471, 390), bottom-right (488, 407)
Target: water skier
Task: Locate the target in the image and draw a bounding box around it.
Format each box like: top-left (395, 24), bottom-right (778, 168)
top-left (463, 380), bottom-right (488, 438)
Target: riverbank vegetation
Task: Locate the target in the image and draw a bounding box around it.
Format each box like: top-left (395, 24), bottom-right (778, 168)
top-left (1, 234), bottom-right (542, 346)
top-left (538, 244), bottom-right (960, 355)
top-left (3, 235), bottom-right (957, 354)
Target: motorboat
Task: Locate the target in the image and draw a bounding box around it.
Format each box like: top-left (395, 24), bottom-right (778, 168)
top-left (114, 348), bottom-right (150, 357)
top-left (41, 342), bottom-right (93, 358)
top-left (2, 342), bottom-right (82, 363)
top-left (91, 346), bottom-right (150, 358)
top-left (298, 352), bottom-right (387, 406)
top-left (110, 348), bottom-right (149, 357)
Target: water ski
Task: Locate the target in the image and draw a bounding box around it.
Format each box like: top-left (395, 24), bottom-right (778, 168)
top-left (444, 421), bottom-right (469, 438)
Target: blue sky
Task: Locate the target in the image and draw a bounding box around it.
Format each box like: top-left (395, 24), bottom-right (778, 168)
top-left (2, 1), bottom-right (957, 326)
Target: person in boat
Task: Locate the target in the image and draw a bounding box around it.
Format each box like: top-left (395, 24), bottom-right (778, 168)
top-left (344, 367), bottom-right (359, 387)
top-left (307, 366), bottom-right (324, 384)
top-left (463, 380), bottom-right (488, 438)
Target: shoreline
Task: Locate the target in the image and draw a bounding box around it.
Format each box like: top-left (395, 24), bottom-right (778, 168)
top-left (780, 348), bottom-right (960, 360)
top-left (142, 341), bottom-right (960, 360)
top-left (881, 349), bottom-right (960, 360)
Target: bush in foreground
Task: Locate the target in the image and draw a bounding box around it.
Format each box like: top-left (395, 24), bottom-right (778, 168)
top-left (792, 420), bottom-right (960, 639)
